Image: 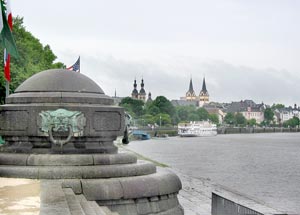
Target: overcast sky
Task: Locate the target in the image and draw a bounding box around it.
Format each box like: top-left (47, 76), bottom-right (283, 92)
top-left (13, 0), bottom-right (300, 106)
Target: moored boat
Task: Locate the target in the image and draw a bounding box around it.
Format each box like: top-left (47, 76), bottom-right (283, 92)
top-left (178, 121), bottom-right (217, 137)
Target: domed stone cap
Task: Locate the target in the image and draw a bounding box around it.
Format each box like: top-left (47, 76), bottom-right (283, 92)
top-left (15, 69), bottom-right (104, 94)
top-left (7, 69), bottom-right (113, 105)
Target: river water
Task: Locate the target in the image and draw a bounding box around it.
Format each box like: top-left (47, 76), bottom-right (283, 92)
top-left (125, 132), bottom-right (300, 214)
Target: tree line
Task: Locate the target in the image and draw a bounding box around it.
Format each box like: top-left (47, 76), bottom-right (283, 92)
top-left (120, 96), bottom-right (219, 126)
top-left (121, 97), bottom-right (300, 128)
top-left (0, 17), bottom-right (64, 104)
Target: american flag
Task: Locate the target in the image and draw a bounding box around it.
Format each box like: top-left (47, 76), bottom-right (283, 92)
top-left (67, 56), bottom-right (80, 72)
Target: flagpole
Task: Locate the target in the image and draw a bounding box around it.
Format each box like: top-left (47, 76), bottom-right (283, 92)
top-left (5, 80), bottom-right (9, 97)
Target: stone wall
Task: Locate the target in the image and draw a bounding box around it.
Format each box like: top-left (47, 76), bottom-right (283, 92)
top-left (217, 127), bottom-right (300, 134)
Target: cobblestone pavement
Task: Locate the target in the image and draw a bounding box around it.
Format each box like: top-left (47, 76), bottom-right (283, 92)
top-left (125, 133), bottom-right (300, 214)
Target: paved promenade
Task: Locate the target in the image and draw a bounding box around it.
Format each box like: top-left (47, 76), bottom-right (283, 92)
top-left (125, 133), bottom-right (300, 214)
top-left (0, 178), bottom-right (40, 215)
top-left (166, 168), bottom-right (283, 215)
top-left (170, 169), bottom-right (212, 215)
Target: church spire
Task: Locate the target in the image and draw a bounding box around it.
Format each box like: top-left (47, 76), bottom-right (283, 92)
top-left (185, 78), bottom-right (196, 101)
top-left (131, 79), bottom-right (138, 99)
top-left (201, 77), bottom-right (207, 93)
top-left (199, 76), bottom-right (209, 107)
top-left (141, 79), bottom-right (144, 89)
top-left (138, 78), bottom-right (146, 101)
top-left (188, 78), bottom-right (194, 93)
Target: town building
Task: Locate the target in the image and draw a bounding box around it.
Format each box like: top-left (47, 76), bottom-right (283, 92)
top-left (274, 104), bottom-right (300, 124)
top-left (203, 104), bottom-right (225, 124)
top-left (224, 100), bottom-right (266, 123)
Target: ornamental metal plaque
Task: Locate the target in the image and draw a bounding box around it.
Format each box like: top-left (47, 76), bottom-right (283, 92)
top-left (39, 109), bottom-right (86, 137)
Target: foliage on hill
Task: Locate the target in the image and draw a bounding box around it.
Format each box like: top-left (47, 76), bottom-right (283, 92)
top-left (120, 96), bottom-right (220, 126)
top-left (224, 112), bottom-right (248, 126)
top-left (0, 17), bottom-right (65, 104)
top-left (283, 116), bottom-right (300, 128)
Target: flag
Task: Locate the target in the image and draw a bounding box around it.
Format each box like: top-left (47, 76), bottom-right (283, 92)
top-left (5, 0), bottom-right (11, 29)
top-left (67, 56), bottom-right (80, 72)
top-left (3, 0), bottom-right (12, 82)
top-left (4, 48), bottom-right (10, 81)
top-left (0, 0), bottom-right (17, 58)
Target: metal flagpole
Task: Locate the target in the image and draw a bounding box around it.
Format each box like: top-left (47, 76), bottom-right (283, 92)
top-left (5, 80), bottom-right (9, 97)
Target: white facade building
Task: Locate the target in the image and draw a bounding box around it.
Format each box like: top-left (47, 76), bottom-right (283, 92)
top-left (275, 104), bottom-right (300, 124)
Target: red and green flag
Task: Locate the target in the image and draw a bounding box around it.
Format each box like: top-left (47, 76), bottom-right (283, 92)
top-left (1, 0), bottom-right (17, 82)
top-left (0, 0), bottom-right (17, 58)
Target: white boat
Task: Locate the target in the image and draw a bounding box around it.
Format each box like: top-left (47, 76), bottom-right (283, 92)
top-left (178, 121), bottom-right (217, 137)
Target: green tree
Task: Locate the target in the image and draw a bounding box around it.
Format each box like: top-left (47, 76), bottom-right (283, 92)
top-left (142, 114), bottom-right (155, 125)
top-left (235, 113), bottom-right (246, 126)
top-left (247, 118), bottom-right (257, 127)
top-left (175, 105), bottom-right (198, 122)
top-left (120, 97), bottom-right (144, 117)
top-left (209, 113), bottom-right (219, 124)
top-left (224, 112), bottom-right (235, 125)
top-left (271, 103), bottom-right (285, 110)
top-left (0, 17), bottom-right (65, 104)
top-left (176, 106), bottom-right (189, 121)
top-left (150, 96), bottom-right (175, 116)
top-left (187, 112), bottom-right (199, 121)
top-left (264, 108), bottom-right (274, 125)
top-left (146, 104), bottom-right (160, 116)
top-left (283, 116), bottom-right (300, 128)
top-left (197, 108), bottom-right (209, 121)
top-left (154, 113), bottom-right (171, 126)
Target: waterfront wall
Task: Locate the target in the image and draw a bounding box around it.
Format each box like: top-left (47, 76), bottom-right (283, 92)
top-left (218, 127), bottom-right (300, 134)
top-left (212, 193), bottom-right (263, 215)
top-left (133, 127), bottom-right (300, 137)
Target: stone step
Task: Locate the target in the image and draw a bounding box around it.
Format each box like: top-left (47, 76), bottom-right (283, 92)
top-left (76, 195), bottom-right (97, 215)
top-left (40, 181), bottom-right (71, 215)
top-left (63, 188), bottom-right (86, 215)
top-left (0, 153), bottom-right (137, 166)
top-left (0, 161), bottom-right (156, 179)
top-left (73, 191), bottom-right (120, 215)
top-left (101, 206), bottom-right (119, 215)
top-left (89, 201), bottom-right (115, 215)
top-left (40, 181), bottom-right (119, 215)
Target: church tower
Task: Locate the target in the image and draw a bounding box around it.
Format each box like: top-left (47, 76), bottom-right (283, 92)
top-left (185, 78), bottom-right (196, 101)
top-left (199, 77), bottom-right (209, 107)
top-left (138, 79), bottom-right (146, 101)
top-left (131, 79), bottom-right (138, 99)
top-left (147, 92), bottom-right (152, 102)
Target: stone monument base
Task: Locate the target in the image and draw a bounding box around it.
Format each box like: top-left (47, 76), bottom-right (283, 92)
top-left (0, 152), bottom-right (184, 215)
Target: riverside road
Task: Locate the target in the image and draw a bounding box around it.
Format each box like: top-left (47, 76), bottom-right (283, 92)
top-left (125, 132), bottom-right (300, 214)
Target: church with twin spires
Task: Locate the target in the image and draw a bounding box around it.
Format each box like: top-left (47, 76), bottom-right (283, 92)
top-left (131, 79), bottom-right (152, 102)
top-left (179, 77), bottom-right (209, 107)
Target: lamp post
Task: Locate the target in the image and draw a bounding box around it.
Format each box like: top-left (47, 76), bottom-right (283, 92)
top-left (160, 115), bottom-right (162, 127)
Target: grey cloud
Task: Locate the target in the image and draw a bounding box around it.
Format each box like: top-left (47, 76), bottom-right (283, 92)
top-left (81, 55), bottom-right (300, 106)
